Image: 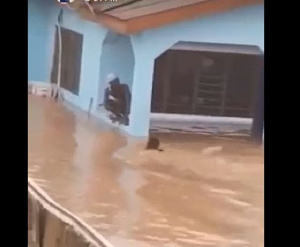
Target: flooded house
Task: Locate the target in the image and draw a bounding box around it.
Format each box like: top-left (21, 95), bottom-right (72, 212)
top-left (28, 1), bottom-right (264, 246)
top-left (28, 0), bottom-right (264, 142)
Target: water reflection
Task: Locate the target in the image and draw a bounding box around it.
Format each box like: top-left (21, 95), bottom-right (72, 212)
top-left (28, 95), bottom-right (264, 247)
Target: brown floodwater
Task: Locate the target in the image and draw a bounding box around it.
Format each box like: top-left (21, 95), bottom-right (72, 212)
top-left (28, 95), bottom-right (264, 247)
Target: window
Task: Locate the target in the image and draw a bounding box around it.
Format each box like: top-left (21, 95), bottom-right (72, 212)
top-left (51, 26), bottom-right (83, 95)
top-left (151, 48), bottom-right (263, 118)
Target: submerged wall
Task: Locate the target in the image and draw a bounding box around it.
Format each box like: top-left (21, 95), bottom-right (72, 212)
top-left (28, 180), bottom-right (114, 247)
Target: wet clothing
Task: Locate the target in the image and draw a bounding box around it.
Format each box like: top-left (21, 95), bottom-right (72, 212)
top-left (104, 78), bottom-right (131, 125)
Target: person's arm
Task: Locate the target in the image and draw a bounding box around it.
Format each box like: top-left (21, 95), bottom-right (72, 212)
top-left (123, 84), bottom-right (131, 115)
top-left (103, 88), bottom-right (110, 106)
top-left (109, 95), bottom-right (116, 101)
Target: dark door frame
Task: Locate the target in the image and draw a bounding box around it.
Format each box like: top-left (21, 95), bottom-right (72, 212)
top-left (51, 26), bottom-right (83, 95)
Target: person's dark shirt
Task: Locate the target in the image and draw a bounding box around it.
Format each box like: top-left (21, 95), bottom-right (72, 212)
top-left (104, 78), bottom-right (131, 115)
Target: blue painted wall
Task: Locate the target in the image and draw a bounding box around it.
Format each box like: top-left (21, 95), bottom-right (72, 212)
top-left (44, 1), bottom-right (107, 111)
top-left (128, 4), bottom-right (264, 136)
top-left (28, 0), bottom-right (49, 82)
top-left (28, 0), bottom-right (264, 137)
top-left (98, 31), bottom-right (134, 105)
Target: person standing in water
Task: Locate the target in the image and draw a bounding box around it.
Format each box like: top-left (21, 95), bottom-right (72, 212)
top-left (103, 73), bottom-right (131, 125)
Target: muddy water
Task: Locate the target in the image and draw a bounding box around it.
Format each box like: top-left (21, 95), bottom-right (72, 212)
top-left (28, 95), bottom-right (264, 247)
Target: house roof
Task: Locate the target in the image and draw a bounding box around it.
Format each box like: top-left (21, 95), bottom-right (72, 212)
top-left (66, 0), bottom-right (263, 34)
top-left (170, 42), bottom-right (264, 55)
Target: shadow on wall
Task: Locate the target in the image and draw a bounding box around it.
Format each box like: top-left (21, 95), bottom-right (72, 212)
top-left (97, 31), bottom-right (135, 105)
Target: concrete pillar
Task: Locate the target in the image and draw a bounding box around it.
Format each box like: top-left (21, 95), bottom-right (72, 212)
top-left (251, 66), bottom-right (264, 144)
top-left (127, 58), bottom-right (155, 137)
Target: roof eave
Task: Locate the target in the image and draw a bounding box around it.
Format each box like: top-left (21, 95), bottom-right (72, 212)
top-left (76, 0), bottom-right (264, 35)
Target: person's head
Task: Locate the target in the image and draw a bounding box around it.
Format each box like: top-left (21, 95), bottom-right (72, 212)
top-left (146, 137), bottom-right (163, 151)
top-left (106, 73), bottom-right (120, 89)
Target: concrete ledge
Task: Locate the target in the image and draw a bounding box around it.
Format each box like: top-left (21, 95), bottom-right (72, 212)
top-left (150, 113), bottom-right (252, 124)
top-left (28, 178), bottom-right (114, 247)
